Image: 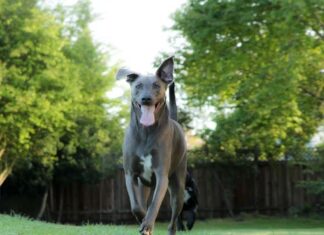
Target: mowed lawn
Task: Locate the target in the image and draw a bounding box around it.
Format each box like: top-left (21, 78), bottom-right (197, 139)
top-left (0, 214), bottom-right (324, 235)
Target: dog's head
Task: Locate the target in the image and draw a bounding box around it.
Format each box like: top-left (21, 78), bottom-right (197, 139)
top-left (116, 57), bottom-right (174, 127)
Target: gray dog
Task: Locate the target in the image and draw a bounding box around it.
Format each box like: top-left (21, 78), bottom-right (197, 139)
top-left (116, 57), bottom-right (187, 235)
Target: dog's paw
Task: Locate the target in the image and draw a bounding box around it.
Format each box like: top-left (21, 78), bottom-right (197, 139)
top-left (167, 225), bottom-right (177, 235)
top-left (139, 222), bottom-right (153, 235)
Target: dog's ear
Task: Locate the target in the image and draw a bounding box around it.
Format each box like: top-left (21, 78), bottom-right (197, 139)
top-left (116, 68), bottom-right (139, 83)
top-left (156, 56), bottom-right (174, 84)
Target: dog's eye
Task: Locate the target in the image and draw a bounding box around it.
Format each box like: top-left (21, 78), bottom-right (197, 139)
top-left (135, 83), bottom-right (143, 89)
top-left (152, 83), bottom-right (160, 89)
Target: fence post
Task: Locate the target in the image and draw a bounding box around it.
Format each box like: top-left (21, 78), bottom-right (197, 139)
top-left (212, 170), bottom-right (234, 217)
top-left (253, 149), bottom-right (260, 213)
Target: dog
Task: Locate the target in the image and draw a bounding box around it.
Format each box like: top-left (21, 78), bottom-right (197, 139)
top-left (177, 172), bottom-right (198, 231)
top-left (116, 57), bottom-right (187, 235)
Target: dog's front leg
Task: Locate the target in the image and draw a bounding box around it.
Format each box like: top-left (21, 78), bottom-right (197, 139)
top-left (140, 173), bottom-right (168, 235)
top-left (125, 173), bottom-right (146, 222)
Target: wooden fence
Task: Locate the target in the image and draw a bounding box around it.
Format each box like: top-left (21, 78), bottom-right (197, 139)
top-left (45, 161), bottom-right (319, 224)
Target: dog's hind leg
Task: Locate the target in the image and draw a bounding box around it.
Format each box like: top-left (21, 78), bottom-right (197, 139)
top-left (167, 170), bottom-right (186, 235)
top-left (176, 210), bottom-right (185, 231)
top-left (186, 210), bottom-right (196, 230)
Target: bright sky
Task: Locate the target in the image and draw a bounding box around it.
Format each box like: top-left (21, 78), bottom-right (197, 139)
top-left (90, 0), bottom-right (186, 72)
top-left (47, 0), bottom-right (186, 71)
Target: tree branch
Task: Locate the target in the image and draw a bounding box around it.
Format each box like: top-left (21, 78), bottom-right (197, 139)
top-left (299, 87), bottom-right (324, 102)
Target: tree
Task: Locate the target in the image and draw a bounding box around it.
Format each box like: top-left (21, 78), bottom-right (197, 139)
top-left (172, 0), bottom-right (324, 160)
top-left (0, 0), bottom-right (124, 188)
top-left (52, 0), bottom-right (123, 186)
top-left (0, 0), bottom-right (125, 219)
top-left (0, 0), bottom-right (76, 185)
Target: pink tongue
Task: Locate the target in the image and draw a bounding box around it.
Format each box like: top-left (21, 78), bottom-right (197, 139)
top-left (140, 105), bottom-right (155, 126)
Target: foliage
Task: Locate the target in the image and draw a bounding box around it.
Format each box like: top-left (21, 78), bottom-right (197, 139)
top-left (0, 0), bottom-right (74, 185)
top-left (299, 144), bottom-right (324, 196)
top-left (172, 0), bottom-right (324, 160)
top-left (52, 0), bottom-right (123, 184)
top-left (0, 0), bottom-right (124, 186)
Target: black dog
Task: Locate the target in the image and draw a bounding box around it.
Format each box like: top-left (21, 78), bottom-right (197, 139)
top-left (177, 172), bottom-right (198, 231)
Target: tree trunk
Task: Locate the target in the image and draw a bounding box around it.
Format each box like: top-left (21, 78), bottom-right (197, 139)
top-left (0, 148), bottom-right (5, 158)
top-left (37, 187), bottom-right (48, 219)
top-left (0, 148), bottom-right (16, 187)
top-left (0, 167), bottom-right (11, 186)
top-left (0, 148), bottom-right (10, 186)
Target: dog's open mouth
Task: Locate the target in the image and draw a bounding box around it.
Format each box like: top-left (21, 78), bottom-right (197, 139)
top-left (136, 103), bottom-right (160, 109)
top-left (136, 102), bottom-right (161, 127)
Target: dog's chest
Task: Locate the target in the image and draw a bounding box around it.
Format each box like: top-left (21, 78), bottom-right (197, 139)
top-left (139, 154), bottom-right (153, 182)
top-left (129, 152), bottom-right (154, 186)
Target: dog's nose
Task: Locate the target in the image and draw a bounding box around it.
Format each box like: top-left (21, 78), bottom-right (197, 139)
top-left (141, 97), bottom-right (152, 105)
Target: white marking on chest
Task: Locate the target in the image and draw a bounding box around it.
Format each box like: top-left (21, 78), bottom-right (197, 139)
top-left (184, 188), bottom-right (191, 203)
top-left (140, 154), bottom-right (152, 182)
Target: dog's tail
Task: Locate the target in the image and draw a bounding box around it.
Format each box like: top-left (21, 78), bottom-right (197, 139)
top-left (169, 82), bottom-right (178, 121)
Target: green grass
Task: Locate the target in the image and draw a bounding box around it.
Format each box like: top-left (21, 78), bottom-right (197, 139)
top-left (0, 214), bottom-right (324, 235)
